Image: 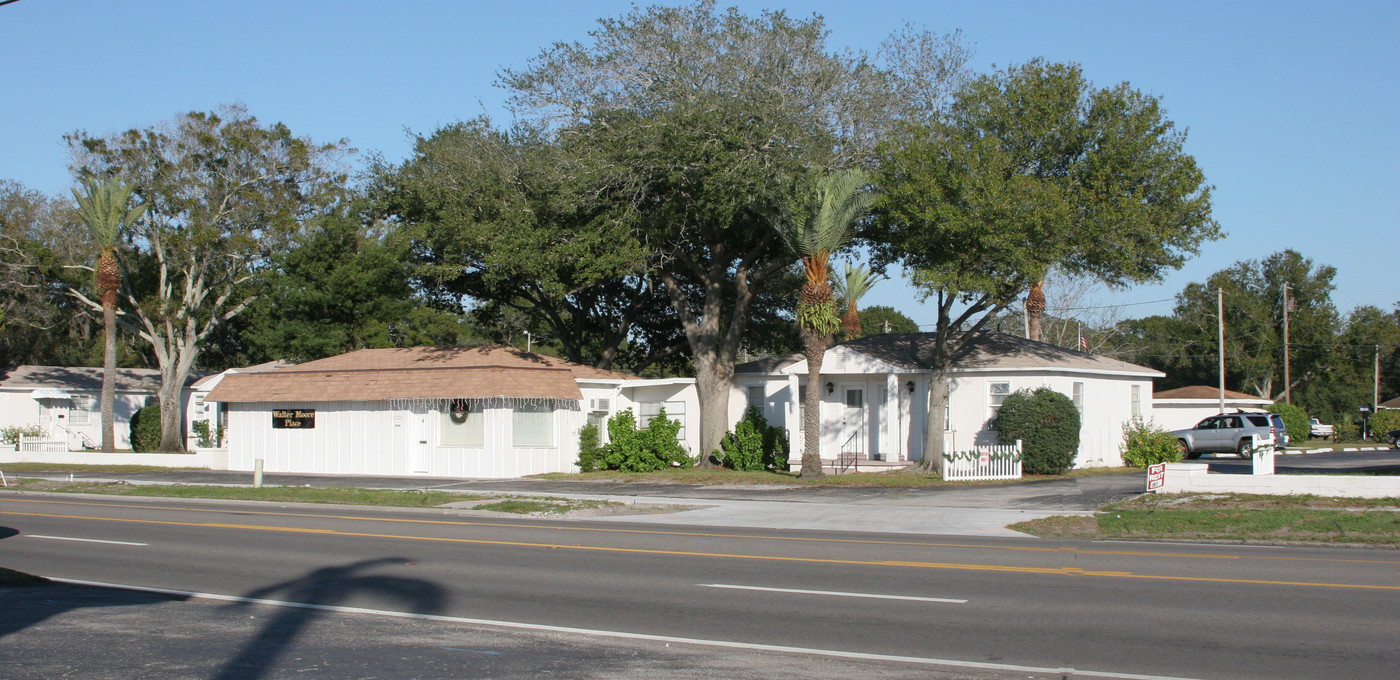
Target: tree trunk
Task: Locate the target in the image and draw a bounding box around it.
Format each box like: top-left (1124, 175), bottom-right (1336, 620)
top-left (100, 290), bottom-right (117, 452)
top-left (799, 328), bottom-right (828, 478)
top-left (917, 366), bottom-right (951, 474)
top-left (693, 350), bottom-right (732, 467)
top-left (157, 378), bottom-right (186, 453)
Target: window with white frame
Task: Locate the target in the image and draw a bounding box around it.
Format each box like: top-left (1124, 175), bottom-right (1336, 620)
top-left (512, 401), bottom-right (555, 447)
top-left (70, 394), bottom-right (94, 425)
top-left (440, 399), bottom-right (484, 447)
top-left (746, 385), bottom-right (765, 414)
top-left (1072, 382), bottom-right (1084, 414)
top-left (637, 402), bottom-right (661, 427)
top-left (987, 382), bottom-right (1011, 428)
top-left (1130, 385), bottom-right (1141, 417)
top-left (663, 400), bottom-right (685, 439)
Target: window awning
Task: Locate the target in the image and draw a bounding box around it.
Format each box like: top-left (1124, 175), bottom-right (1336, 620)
top-left (30, 388), bottom-right (72, 400)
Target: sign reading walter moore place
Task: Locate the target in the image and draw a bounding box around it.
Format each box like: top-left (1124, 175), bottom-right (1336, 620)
top-left (272, 409), bottom-right (315, 429)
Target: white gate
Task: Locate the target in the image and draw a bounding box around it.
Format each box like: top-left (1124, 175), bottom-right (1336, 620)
top-left (942, 440), bottom-right (1022, 481)
top-left (18, 434), bottom-right (69, 453)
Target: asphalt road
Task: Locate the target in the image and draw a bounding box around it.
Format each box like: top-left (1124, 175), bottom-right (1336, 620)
top-left (3, 492), bottom-right (1398, 679)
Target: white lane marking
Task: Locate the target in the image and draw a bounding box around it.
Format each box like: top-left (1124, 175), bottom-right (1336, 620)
top-left (699, 583), bottom-right (966, 604)
top-left (50, 577), bottom-right (1200, 680)
top-left (28, 535), bottom-right (147, 546)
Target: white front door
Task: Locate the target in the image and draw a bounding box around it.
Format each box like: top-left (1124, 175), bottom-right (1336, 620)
top-left (842, 386), bottom-right (865, 457)
top-left (411, 409), bottom-right (432, 474)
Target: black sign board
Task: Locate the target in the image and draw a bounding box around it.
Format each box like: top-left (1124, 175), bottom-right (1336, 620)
top-left (272, 409), bottom-right (315, 429)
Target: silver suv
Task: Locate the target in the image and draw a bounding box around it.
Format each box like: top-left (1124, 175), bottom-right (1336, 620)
top-left (1172, 413), bottom-right (1276, 459)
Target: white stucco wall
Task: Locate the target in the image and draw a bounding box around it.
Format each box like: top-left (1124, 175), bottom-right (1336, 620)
top-left (225, 399), bottom-right (584, 478)
top-left (732, 366), bottom-right (1154, 469)
top-left (1152, 399), bottom-right (1272, 432)
top-left (1, 389), bottom-right (153, 450)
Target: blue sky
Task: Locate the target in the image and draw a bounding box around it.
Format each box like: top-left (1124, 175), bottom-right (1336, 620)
top-left (3, 0), bottom-right (1396, 324)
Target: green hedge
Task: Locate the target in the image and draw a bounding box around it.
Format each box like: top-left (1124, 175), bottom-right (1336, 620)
top-left (129, 404), bottom-right (161, 452)
top-left (995, 387), bottom-right (1080, 475)
top-left (576, 408), bottom-right (692, 472)
top-left (1369, 409), bottom-right (1400, 440)
top-left (720, 406), bottom-right (789, 471)
top-left (1265, 402), bottom-right (1308, 444)
top-left (1119, 417), bottom-right (1181, 468)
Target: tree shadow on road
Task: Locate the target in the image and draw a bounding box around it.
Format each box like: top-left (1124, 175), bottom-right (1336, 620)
top-left (213, 557), bottom-right (446, 680)
top-left (0, 525), bottom-right (190, 639)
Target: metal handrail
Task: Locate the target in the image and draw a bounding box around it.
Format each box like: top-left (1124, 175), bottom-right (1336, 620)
top-left (838, 431), bottom-right (862, 473)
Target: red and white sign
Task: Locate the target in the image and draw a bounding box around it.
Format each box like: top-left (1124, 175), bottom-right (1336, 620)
top-left (978, 448), bottom-right (990, 465)
top-left (1146, 462), bottom-right (1167, 491)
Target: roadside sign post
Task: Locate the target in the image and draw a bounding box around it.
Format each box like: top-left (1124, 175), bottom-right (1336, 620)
top-left (1146, 462), bottom-right (1166, 492)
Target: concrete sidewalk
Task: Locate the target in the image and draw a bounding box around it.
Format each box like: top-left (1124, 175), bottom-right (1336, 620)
top-left (5, 468), bottom-right (1145, 538)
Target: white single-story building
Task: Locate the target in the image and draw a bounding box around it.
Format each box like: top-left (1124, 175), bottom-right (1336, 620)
top-left (206, 345), bottom-right (697, 478)
top-left (1151, 386), bottom-right (1273, 432)
top-left (732, 332), bottom-right (1164, 469)
top-left (0, 365), bottom-right (205, 450)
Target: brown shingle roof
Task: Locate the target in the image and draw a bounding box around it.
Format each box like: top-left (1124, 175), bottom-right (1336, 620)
top-left (205, 346), bottom-right (628, 403)
top-left (1155, 386), bottom-right (1270, 401)
top-left (0, 365), bottom-right (208, 392)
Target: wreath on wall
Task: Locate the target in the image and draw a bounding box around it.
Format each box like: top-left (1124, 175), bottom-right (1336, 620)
top-left (449, 399), bottom-right (469, 424)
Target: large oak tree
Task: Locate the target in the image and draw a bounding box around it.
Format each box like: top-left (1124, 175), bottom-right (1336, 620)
top-left (871, 60), bottom-right (1221, 471)
top-left (67, 106), bottom-right (349, 451)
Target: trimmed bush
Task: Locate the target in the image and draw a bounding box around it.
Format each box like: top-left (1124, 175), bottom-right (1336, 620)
top-left (720, 406), bottom-right (789, 472)
top-left (995, 387), bottom-right (1081, 475)
top-left (591, 408), bottom-right (692, 472)
top-left (129, 404), bottom-right (161, 452)
top-left (1265, 402), bottom-right (1308, 444)
top-left (1368, 409), bottom-right (1400, 441)
top-left (1334, 419), bottom-right (1360, 442)
top-left (1119, 417), bottom-right (1181, 468)
top-left (576, 422), bottom-right (604, 472)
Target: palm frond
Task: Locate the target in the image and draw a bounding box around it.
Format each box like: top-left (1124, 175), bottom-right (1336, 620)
top-left (71, 177), bottom-right (144, 248)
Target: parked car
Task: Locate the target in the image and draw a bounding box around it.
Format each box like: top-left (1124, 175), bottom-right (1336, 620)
top-left (1267, 413), bottom-right (1288, 449)
top-left (1387, 429), bottom-right (1400, 449)
top-left (1172, 413), bottom-right (1276, 459)
top-left (1309, 418), bottom-right (1334, 440)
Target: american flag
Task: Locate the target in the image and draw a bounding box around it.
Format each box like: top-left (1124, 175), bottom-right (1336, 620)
top-left (1079, 333), bottom-right (1089, 351)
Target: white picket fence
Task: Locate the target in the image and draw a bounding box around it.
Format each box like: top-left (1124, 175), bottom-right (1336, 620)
top-left (17, 434), bottom-right (69, 453)
top-left (942, 440), bottom-right (1023, 481)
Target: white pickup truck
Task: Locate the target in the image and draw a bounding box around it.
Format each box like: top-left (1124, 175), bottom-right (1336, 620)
top-left (1309, 418), bottom-right (1334, 440)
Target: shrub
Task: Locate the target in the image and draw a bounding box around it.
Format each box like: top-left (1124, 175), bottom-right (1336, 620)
top-left (1334, 419), bottom-right (1359, 442)
top-left (595, 408), bottom-right (692, 472)
top-left (720, 406), bottom-right (789, 472)
top-left (1, 424), bottom-right (47, 447)
top-left (1119, 417), bottom-right (1181, 468)
top-left (576, 422), bottom-right (604, 472)
top-left (995, 387), bottom-right (1081, 475)
top-left (191, 420), bottom-right (215, 448)
top-left (1368, 409), bottom-right (1400, 440)
top-left (1265, 402), bottom-right (1308, 444)
top-left (129, 404), bottom-right (161, 452)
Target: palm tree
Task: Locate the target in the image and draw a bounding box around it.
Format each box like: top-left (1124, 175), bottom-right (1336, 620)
top-left (832, 262), bottom-right (887, 338)
top-left (771, 170), bottom-right (873, 478)
top-left (72, 177), bottom-right (144, 452)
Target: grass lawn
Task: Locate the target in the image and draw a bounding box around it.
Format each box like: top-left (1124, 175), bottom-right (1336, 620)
top-left (1012, 493), bottom-right (1400, 545)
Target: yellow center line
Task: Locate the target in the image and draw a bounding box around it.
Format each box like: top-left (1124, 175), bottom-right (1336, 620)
top-left (4, 494), bottom-right (1399, 566)
top-left (8, 508), bottom-right (1400, 592)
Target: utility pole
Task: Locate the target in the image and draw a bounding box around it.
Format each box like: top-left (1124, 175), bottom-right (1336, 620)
top-left (1377, 345), bottom-right (1382, 414)
top-left (1218, 287), bottom-right (1226, 414)
top-left (1282, 283), bottom-right (1291, 404)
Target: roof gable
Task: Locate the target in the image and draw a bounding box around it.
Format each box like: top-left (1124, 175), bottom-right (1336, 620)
top-left (737, 332), bottom-right (1163, 378)
top-left (205, 345), bottom-right (629, 403)
top-left (0, 365), bottom-right (206, 392)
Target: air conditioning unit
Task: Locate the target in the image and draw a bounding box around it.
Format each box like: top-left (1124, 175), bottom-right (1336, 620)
top-left (589, 398), bottom-right (611, 412)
